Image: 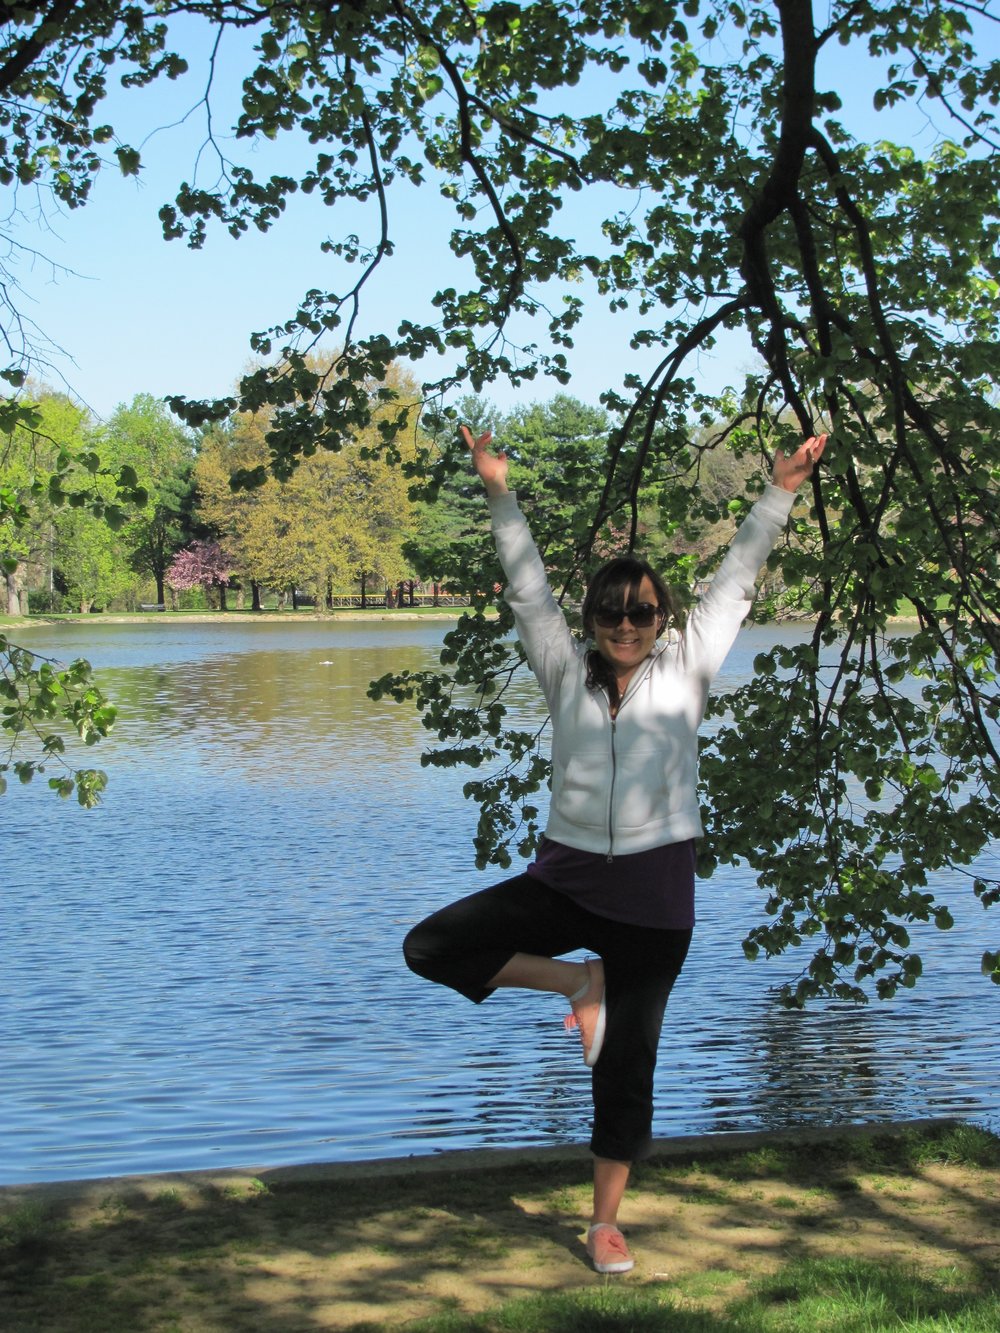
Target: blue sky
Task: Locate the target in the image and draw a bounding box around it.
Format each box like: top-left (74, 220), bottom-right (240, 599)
top-left (10, 11), bottom-right (998, 424)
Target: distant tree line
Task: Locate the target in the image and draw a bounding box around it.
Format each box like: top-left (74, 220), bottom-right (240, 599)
top-left (3, 366), bottom-right (435, 615)
top-left (5, 375), bottom-right (762, 617)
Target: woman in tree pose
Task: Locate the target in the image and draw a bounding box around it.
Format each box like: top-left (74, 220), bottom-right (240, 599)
top-left (404, 424), bottom-right (826, 1273)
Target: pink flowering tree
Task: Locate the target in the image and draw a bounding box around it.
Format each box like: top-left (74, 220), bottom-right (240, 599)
top-left (166, 540), bottom-right (233, 610)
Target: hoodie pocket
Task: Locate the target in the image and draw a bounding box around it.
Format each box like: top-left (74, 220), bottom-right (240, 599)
top-left (555, 752), bottom-right (610, 833)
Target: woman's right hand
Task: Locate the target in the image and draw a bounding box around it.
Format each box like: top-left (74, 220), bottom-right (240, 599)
top-left (462, 425), bottom-right (508, 496)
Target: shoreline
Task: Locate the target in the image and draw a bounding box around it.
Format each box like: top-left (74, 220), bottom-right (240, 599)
top-left (2, 1117), bottom-right (997, 1331)
top-left (2, 609), bottom-right (923, 631)
top-left (0, 609), bottom-right (471, 629)
top-left (0, 1116), bottom-right (960, 1203)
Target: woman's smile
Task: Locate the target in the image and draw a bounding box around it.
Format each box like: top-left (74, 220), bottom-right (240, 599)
top-left (592, 574), bottom-right (662, 685)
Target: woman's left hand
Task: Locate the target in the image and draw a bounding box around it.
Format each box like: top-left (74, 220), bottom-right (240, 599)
top-left (771, 433), bottom-right (828, 492)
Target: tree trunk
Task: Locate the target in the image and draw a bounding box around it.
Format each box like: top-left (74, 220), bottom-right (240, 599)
top-left (360, 571), bottom-right (367, 609)
top-left (218, 582), bottom-right (228, 612)
top-left (5, 567), bottom-right (23, 616)
top-left (251, 580), bottom-right (262, 612)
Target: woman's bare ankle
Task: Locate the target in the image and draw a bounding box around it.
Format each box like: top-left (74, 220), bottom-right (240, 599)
top-left (564, 960), bottom-right (592, 1001)
top-left (488, 954), bottom-right (589, 997)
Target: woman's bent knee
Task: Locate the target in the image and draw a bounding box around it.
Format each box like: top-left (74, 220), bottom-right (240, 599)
top-left (402, 918), bottom-right (502, 1004)
top-left (402, 922), bottom-right (438, 981)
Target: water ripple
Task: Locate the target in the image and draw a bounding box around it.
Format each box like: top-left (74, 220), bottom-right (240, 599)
top-left (2, 620), bottom-right (997, 1183)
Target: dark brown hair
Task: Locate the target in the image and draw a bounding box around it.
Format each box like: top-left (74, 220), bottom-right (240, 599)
top-left (581, 556), bottom-right (683, 710)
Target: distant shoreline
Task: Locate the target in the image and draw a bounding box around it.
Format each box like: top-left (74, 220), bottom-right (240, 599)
top-left (3, 609), bottom-right (922, 631)
top-left (1, 609), bottom-right (472, 629)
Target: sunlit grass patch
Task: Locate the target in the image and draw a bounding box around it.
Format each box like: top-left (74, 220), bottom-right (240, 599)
top-left (677, 1181), bottom-right (735, 1206)
top-left (733, 1254), bottom-right (999, 1331)
top-left (673, 1266), bottom-right (744, 1302)
top-left (770, 1194), bottom-right (800, 1210)
top-left (404, 1257), bottom-right (1000, 1333)
top-left (405, 1285), bottom-right (717, 1331)
top-left (809, 1124), bottom-right (1000, 1175)
top-left (96, 1193), bottom-right (131, 1223)
top-left (220, 1177), bottom-right (270, 1201)
top-left (867, 1172), bottom-right (911, 1192)
top-left (800, 1185), bottom-right (836, 1203)
top-left (718, 1145), bottom-right (800, 1180)
top-left (533, 1182), bottom-right (591, 1216)
top-left (638, 1160), bottom-right (738, 1206)
top-left (904, 1123), bottom-right (1000, 1170)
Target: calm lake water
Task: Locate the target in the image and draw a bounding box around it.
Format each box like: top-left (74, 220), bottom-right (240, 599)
top-left (3, 618), bottom-right (998, 1185)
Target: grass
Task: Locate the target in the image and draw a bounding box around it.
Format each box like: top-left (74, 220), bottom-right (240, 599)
top-left (733, 1255), bottom-right (1000, 1331)
top-left (0, 1202), bottom-right (55, 1250)
top-left (406, 1257), bottom-right (1000, 1331)
top-left (1, 1123), bottom-right (997, 1332)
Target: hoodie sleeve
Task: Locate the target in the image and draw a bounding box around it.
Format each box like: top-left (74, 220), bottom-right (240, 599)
top-left (488, 492), bottom-right (579, 704)
top-left (680, 484), bottom-right (796, 683)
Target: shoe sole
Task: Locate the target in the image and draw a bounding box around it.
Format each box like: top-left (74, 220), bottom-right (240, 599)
top-left (584, 990), bottom-right (606, 1068)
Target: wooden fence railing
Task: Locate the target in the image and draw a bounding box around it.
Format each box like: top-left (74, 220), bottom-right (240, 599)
top-left (324, 593), bottom-right (471, 608)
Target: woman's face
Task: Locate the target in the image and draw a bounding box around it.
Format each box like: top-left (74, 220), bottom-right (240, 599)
top-left (591, 574), bottom-right (663, 680)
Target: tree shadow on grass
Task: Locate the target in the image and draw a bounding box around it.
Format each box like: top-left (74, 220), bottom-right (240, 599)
top-left (403, 1258), bottom-right (1000, 1332)
top-left (0, 1159), bottom-right (598, 1332)
top-left (632, 1126), bottom-right (1000, 1293)
top-left (2, 1128), bottom-right (999, 1332)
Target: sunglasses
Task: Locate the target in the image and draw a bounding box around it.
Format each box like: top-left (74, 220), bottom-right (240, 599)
top-left (592, 602), bottom-right (663, 629)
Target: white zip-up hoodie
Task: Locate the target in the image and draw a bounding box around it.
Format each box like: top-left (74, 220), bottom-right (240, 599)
top-left (489, 484), bottom-right (796, 856)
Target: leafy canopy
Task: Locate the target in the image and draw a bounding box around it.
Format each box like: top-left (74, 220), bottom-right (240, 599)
top-left (1, 1), bottom-right (998, 1001)
top-left (1, 389), bottom-right (151, 803)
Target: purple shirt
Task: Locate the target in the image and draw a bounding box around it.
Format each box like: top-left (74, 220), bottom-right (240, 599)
top-left (527, 835), bottom-right (696, 930)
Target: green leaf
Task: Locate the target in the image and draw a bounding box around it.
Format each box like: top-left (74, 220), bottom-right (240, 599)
top-left (115, 146), bottom-right (141, 176)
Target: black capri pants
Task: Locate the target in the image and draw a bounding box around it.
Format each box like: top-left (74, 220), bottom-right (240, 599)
top-left (403, 873), bottom-right (692, 1163)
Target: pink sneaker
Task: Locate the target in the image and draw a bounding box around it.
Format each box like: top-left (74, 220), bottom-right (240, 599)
top-left (563, 957), bottom-right (606, 1067)
top-left (586, 1223), bottom-right (634, 1274)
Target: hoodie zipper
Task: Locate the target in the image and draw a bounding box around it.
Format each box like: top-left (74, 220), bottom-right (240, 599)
top-left (606, 713), bottom-right (617, 862)
top-left (604, 653), bottom-right (659, 863)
